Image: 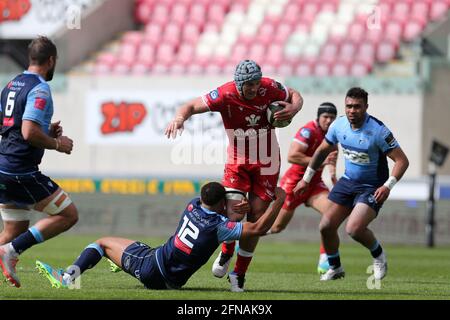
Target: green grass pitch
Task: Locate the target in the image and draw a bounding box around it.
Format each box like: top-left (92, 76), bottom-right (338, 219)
top-left (1, 235), bottom-right (449, 300)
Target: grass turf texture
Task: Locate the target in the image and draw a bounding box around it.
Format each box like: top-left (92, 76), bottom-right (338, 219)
top-left (1, 235), bottom-right (449, 300)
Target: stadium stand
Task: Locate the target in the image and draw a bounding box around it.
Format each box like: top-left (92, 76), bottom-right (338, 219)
top-left (88, 0), bottom-right (450, 76)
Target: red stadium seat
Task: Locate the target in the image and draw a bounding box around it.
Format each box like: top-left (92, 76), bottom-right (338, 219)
top-left (156, 44), bottom-right (176, 65)
top-left (230, 43), bottom-right (248, 62)
top-left (430, 0), bottom-right (449, 21)
top-left (348, 22), bottom-right (366, 43)
top-left (376, 41), bottom-right (396, 63)
top-left (185, 63), bottom-right (204, 75)
top-left (135, 1), bottom-right (152, 24)
top-left (403, 19), bottom-right (425, 42)
top-left (384, 21), bottom-right (403, 45)
top-left (338, 41), bottom-right (357, 63)
top-left (350, 61), bottom-right (371, 77)
top-left (331, 61), bottom-right (349, 77)
top-left (137, 43), bottom-right (155, 65)
top-left (118, 43), bottom-right (137, 65)
top-left (182, 23), bottom-right (201, 43)
top-left (189, 3), bottom-right (207, 26)
top-left (314, 61), bottom-right (331, 77)
top-left (177, 44), bottom-right (195, 64)
top-left (162, 23), bottom-right (181, 46)
top-left (295, 62), bottom-right (313, 77)
top-left (273, 23), bottom-right (292, 45)
top-left (319, 42), bottom-right (339, 64)
top-left (171, 3), bottom-right (189, 25)
top-left (131, 63), bottom-right (151, 75)
top-left (277, 64), bottom-right (294, 77)
top-left (170, 63), bottom-right (187, 75)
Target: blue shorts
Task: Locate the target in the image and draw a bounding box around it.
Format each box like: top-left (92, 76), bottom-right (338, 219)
top-left (328, 178), bottom-right (383, 214)
top-left (121, 241), bottom-right (168, 290)
top-left (0, 171), bottom-right (59, 207)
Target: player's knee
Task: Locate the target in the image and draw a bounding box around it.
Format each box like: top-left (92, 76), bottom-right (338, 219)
top-left (65, 205), bottom-right (78, 224)
top-left (95, 238), bottom-right (108, 250)
top-left (58, 205), bottom-right (79, 230)
top-left (270, 224), bottom-right (285, 234)
top-left (345, 224), bottom-right (363, 239)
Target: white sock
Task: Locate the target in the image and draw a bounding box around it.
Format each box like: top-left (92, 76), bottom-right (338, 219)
top-left (5, 243), bottom-right (19, 256)
top-left (319, 253), bottom-right (328, 263)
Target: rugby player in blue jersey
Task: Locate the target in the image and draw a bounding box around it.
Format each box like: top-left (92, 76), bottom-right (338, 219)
top-left (35, 182), bottom-right (285, 290)
top-left (294, 87), bottom-right (409, 281)
top-left (0, 36), bottom-right (78, 287)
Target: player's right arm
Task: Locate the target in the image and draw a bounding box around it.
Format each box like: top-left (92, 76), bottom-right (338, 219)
top-left (165, 97), bottom-right (209, 139)
top-left (293, 140), bottom-right (335, 195)
top-left (239, 187), bottom-right (286, 239)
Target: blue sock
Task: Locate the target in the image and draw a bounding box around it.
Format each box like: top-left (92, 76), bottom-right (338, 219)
top-left (327, 252), bottom-right (341, 270)
top-left (11, 227), bottom-right (44, 254)
top-left (68, 243), bottom-right (104, 277)
top-left (370, 241), bottom-right (383, 259)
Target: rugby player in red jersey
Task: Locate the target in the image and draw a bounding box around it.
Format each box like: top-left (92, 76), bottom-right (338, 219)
top-left (165, 60), bottom-right (303, 291)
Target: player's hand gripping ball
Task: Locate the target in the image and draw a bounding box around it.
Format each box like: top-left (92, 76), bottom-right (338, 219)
top-left (267, 102), bottom-right (292, 128)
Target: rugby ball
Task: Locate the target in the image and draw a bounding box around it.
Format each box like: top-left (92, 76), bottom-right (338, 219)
top-left (267, 102), bottom-right (292, 128)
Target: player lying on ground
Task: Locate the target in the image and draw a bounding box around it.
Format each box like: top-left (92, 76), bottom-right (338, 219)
top-left (268, 102), bottom-right (338, 274)
top-left (36, 182), bottom-right (286, 290)
top-left (294, 87), bottom-right (409, 281)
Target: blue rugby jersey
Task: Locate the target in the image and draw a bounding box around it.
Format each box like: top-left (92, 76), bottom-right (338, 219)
top-left (325, 114), bottom-right (399, 186)
top-left (155, 197), bottom-right (242, 288)
top-left (0, 71), bottom-right (53, 173)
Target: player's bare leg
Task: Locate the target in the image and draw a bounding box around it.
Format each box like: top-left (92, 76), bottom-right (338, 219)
top-left (318, 202), bottom-right (351, 280)
top-left (269, 208), bottom-right (294, 234)
top-left (0, 221), bottom-right (30, 245)
top-left (306, 191), bottom-right (332, 274)
top-left (346, 203), bottom-right (387, 280)
top-left (229, 193), bottom-right (270, 292)
top-left (212, 198), bottom-right (242, 278)
top-left (32, 189), bottom-right (78, 240)
top-left (37, 237), bottom-right (134, 289)
top-left (1, 188), bottom-right (78, 287)
top-left (95, 237), bottom-right (136, 269)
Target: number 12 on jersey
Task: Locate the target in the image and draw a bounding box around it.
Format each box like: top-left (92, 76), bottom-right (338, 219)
top-left (174, 216), bottom-right (199, 254)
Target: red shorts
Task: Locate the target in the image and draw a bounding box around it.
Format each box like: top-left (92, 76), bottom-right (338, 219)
top-left (222, 163), bottom-right (280, 202)
top-left (279, 170), bottom-right (329, 210)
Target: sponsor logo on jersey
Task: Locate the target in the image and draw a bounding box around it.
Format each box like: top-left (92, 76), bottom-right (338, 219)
top-left (226, 221), bottom-right (236, 230)
top-left (342, 147), bottom-right (370, 164)
top-left (300, 128), bottom-right (311, 139)
top-left (209, 89), bottom-right (219, 100)
top-left (245, 114), bottom-right (260, 127)
top-left (187, 204), bottom-right (194, 211)
top-left (34, 97), bottom-right (46, 110)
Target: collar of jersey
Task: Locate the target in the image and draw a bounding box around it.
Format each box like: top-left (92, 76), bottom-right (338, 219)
top-left (23, 71), bottom-right (46, 83)
top-left (200, 205), bottom-right (218, 215)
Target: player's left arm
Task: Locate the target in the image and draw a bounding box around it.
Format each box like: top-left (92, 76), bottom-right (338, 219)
top-left (373, 146), bottom-right (409, 203)
top-left (274, 87), bottom-right (303, 121)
